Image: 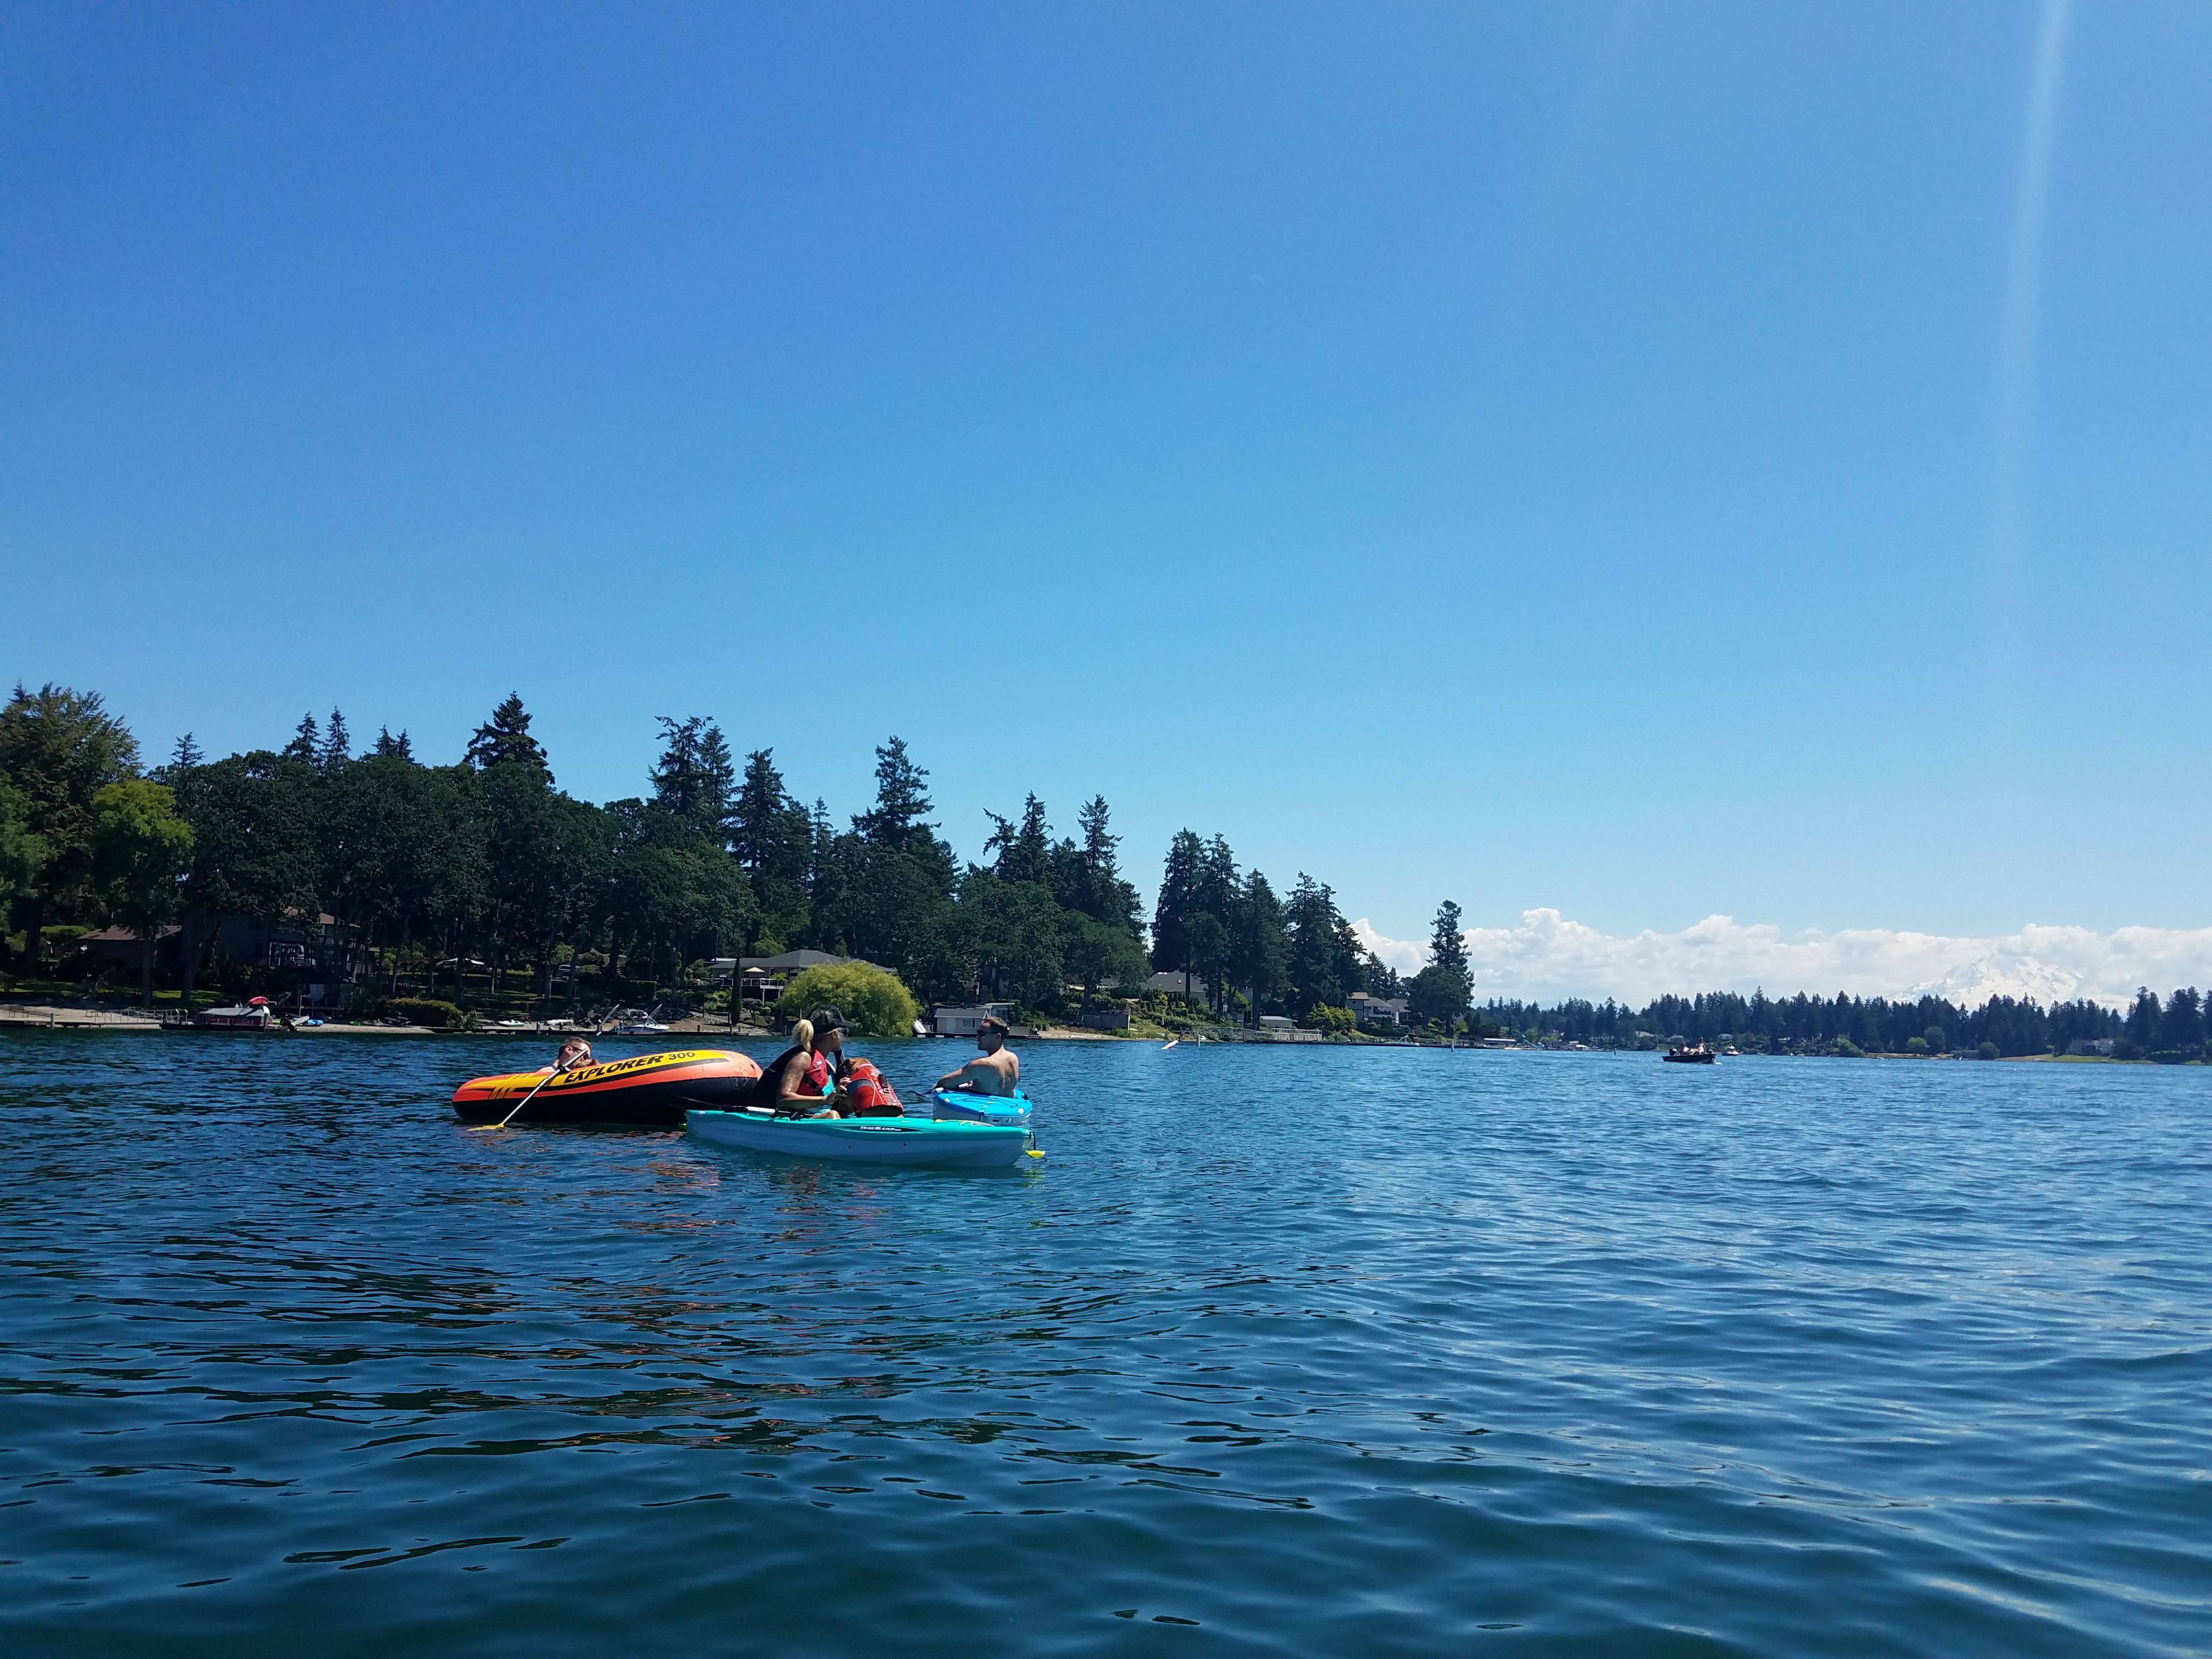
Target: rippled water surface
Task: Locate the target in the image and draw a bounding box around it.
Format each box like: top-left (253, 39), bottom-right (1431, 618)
top-left (2, 1034), bottom-right (2208, 1655)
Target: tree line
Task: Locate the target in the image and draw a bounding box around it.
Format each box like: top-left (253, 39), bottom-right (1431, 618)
top-left (0, 681), bottom-right (1435, 1023)
top-left (5, 680), bottom-right (2190, 1056)
top-left (1469, 985), bottom-right (2197, 1059)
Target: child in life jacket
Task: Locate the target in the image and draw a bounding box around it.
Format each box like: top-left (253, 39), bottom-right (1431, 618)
top-left (836, 1054), bottom-right (905, 1117)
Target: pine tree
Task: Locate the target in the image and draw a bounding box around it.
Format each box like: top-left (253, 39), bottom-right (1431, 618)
top-left (320, 709), bottom-right (351, 772)
top-left (466, 693), bottom-right (548, 775)
top-left (1429, 899), bottom-right (1469, 977)
top-left (854, 736), bottom-right (933, 853)
top-left (1153, 829), bottom-right (1204, 975)
top-left (986, 794), bottom-right (1052, 887)
top-left (373, 726), bottom-right (414, 759)
top-left (650, 715), bottom-right (731, 839)
top-left (170, 733), bottom-right (204, 771)
top-left (283, 712), bottom-right (320, 763)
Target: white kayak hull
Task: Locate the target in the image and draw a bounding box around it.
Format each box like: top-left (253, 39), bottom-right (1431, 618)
top-left (687, 1108), bottom-right (1031, 1168)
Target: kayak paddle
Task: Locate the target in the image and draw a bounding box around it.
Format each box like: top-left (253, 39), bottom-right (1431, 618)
top-left (468, 1062), bottom-right (569, 1132)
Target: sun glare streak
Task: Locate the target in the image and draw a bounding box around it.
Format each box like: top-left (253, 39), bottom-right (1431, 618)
top-left (1492, 0), bottom-right (1648, 331)
top-left (1988, 0), bottom-right (2075, 683)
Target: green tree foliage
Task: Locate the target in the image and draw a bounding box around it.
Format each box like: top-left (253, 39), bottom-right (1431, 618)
top-left (732, 748), bottom-right (812, 951)
top-left (88, 778), bottom-right (194, 1003)
top-left (774, 961), bottom-right (919, 1039)
top-left (961, 868), bottom-right (1065, 1007)
top-left (0, 683), bottom-right (143, 964)
top-left (0, 772), bottom-right (47, 926)
top-left (1232, 871), bottom-right (1290, 1022)
top-left (1285, 874), bottom-right (1363, 1017)
top-left (465, 693), bottom-right (549, 775)
top-left (1151, 828), bottom-right (1205, 977)
top-left (283, 712), bottom-right (320, 764)
top-left (1184, 911), bottom-right (1230, 1013)
top-left (602, 797), bottom-right (752, 990)
top-left (650, 715), bottom-right (736, 843)
top-left (319, 709), bottom-right (351, 774)
top-left (165, 751), bottom-right (324, 1005)
top-left (1064, 912), bottom-right (1153, 1008)
top-left (2160, 986), bottom-right (2203, 1053)
top-left (986, 795), bottom-right (1053, 888)
top-left (1407, 963), bottom-right (1472, 1028)
top-left (2125, 988), bottom-right (2162, 1054)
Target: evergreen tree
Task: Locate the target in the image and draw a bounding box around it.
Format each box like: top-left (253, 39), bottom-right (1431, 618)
top-left (2162, 986), bottom-right (2203, 1053)
top-left (1071, 794), bottom-right (1142, 936)
top-left (649, 715), bottom-right (734, 842)
top-left (1231, 870), bottom-right (1290, 1022)
top-left (283, 712), bottom-right (320, 764)
top-left (732, 749), bottom-right (811, 950)
top-left (373, 727), bottom-right (414, 759)
top-left (2125, 988), bottom-right (2163, 1052)
top-left (854, 736), bottom-right (934, 855)
top-left (1284, 873), bottom-right (1348, 1015)
top-left (466, 693), bottom-right (549, 775)
top-left (1429, 900), bottom-right (1469, 977)
top-left (170, 733), bottom-right (205, 772)
top-left (320, 709), bottom-right (351, 772)
top-left (1152, 828), bottom-right (1205, 977)
top-left (986, 795), bottom-right (1053, 888)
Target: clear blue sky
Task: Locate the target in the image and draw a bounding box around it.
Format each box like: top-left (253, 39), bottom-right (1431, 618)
top-left (4, 2), bottom-right (2207, 946)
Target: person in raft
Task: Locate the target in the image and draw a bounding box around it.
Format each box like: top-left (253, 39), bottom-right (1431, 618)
top-left (757, 1009), bottom-right (844, 1116)
top-left (935, 1016), bottom-right (1020, 1097)
top-left (533, 1036), bottom-right (593, 1075)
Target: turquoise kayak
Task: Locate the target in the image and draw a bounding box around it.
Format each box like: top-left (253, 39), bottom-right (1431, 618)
top-left (923, 1088), bottom-right (1033, 1128)
top-left (687, 1106), bottom-right (1034, 1168)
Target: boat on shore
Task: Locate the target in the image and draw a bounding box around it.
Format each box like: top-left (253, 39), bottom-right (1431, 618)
top-left (452, 1048), bottom-right (761, 1127)
top-left (687, 1106), bottom-right (1032, 1168)
top-left (1663, 1043), bottom-right (1717, 1064)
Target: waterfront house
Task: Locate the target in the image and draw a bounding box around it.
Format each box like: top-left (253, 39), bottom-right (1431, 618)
top-left (1349, 992), bottom-right (1408, 1028)
top-left (934, 1001), bottom-right (1014, 1037)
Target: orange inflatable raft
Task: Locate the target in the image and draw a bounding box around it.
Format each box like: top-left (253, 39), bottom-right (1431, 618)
top-left (452, 1047), bottom-right (763, 1128)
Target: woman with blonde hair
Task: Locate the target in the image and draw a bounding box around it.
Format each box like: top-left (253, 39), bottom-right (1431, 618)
top-left (754, 1009), bottom-right (843, 1115)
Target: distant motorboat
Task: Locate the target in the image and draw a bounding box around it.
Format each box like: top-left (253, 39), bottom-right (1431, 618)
top-left (1663, 1043), bottom-right (1717, 1064)
top-left (183, 1000), bottom-right (277, 1032)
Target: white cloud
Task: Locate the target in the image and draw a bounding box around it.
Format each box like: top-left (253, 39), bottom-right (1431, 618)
top-left (1348, 910), bottom-right (2212, 1008)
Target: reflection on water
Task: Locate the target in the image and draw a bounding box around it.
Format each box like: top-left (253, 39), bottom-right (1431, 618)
top-left (1, 1033), bottom-right (2208, 1656)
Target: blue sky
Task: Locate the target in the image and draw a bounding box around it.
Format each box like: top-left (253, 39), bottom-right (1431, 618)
top-left (4, 2), bottom-right (2208, 974)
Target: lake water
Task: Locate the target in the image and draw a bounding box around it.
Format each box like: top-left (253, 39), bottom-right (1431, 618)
top-left (1, 1034), bottom-right (2206, 1656)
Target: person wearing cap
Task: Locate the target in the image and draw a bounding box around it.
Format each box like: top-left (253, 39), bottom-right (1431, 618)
top-left (755, 1007), bottom-right (845, 1115)
top-left (935, 1016), bottom-right (1019, 1097)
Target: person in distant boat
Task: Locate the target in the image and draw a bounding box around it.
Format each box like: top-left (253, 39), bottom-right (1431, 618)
top-left (936, 1017), bottom-right (1019, 1097)
top-left (756, 1011), bottom-right (843, 1116)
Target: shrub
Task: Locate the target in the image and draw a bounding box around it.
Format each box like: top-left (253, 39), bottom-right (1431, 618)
top-left (773, 962), bottom-right (919, 1039)
top-left (390, 997), bottom-right (464, 1030)
top-left (1309, 1005), bottom-right (1357, 1036)
top-left (1976, 1041), bottom-right (1999, 1061)
top-left (1905, 1036), bottom-right (1928, 1054)
top-left (1831, 1036), bottom-right (1866, 1058)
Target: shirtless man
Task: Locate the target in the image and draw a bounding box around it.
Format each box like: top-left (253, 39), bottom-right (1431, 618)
top-left (935, 1017), bottom-right (1020, 1096)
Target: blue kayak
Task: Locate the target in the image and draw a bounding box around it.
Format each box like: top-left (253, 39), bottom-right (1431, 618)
top-left (922, 1088), bottom-right (1033, 1128)
top-left (687, 1107), bottom-right (1033, 1168)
